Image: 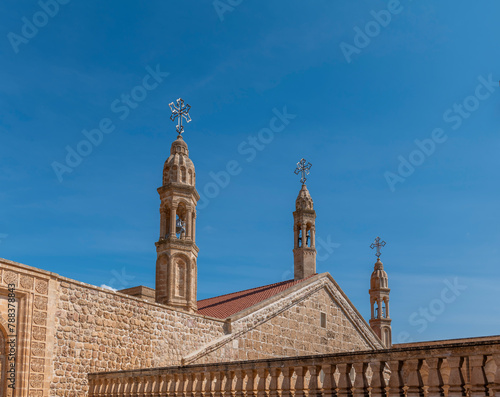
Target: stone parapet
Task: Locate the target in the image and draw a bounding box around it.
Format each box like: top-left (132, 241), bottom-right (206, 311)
top-left (89, 338), bottom-right (500, 396)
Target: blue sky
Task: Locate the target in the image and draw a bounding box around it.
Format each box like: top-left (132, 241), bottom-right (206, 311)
top-left (1, 1), bottom-right (499, 343)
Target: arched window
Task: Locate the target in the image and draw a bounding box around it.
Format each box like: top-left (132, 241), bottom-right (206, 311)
top-left (175, 259), bottom-right (186, 298)
top-left (181, 167), bottom-right (187, 183)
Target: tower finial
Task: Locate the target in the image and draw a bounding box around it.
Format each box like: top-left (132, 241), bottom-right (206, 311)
top-left (370, 236), bottom-right (386, 258)
top-left (169, 98), bottom-right (191, 136)
top-left (294, 158), bottom-right (312, 185)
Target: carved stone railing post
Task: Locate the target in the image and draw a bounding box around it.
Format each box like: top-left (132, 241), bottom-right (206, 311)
top-left (213, 372), bottom-right (222, 397)
top-left (351, 362), bottom-right (367, 397)
top-left (307, 366), bottom-right (319, 397)
top-left (185, 374), bottom-right (194, 397)
top-left (295, 367), bottom-right (306, 397)
top-left (194, 373), bottom-right (204, 397)
top-left (445, 356), bottom-right (464, 397)
top-left (256, 368), bottom-right (268, 397)
top-left (469, 355), bottom-right (487, 397)
top-left (403, 359), bottom-right (423, 397)
top-left (492, 354), bottom-right (500, 397)
top-left (234, 370), bottom-right (244, 397)
top-left (281, 368), bottom-right (292, 397)
top-left (269, 368), bottom-right (279, 397)
top-left (336, 363), bottom-right (352, 397)
top-left (223, 371), bottom-right (234, 397)
top-left (246, 370), bottom-right (256, 397)
top-left (425, 357), bottom-right (443, 396)
top-left (369, 362), bottom-right (385, 397)
top-left (320, 364), bottom-right (335, 397)
top-left (386, 360), bottom-right (403, 397)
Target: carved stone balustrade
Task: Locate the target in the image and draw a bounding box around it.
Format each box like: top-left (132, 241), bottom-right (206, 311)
top-left (89, 339), bottom-right (500, 397)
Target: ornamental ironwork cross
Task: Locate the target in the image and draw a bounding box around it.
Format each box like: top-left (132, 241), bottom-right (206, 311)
top-left (169, 98), bottom-right (191, 135)
top-left (294, 158), bottom-right (312, 184)
top-left (370, 236), bottom-right (386, 258)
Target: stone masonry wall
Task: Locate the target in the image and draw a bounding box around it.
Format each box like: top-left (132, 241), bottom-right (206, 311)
top-left (189, 280), bottom-right (379, 364)
top-left (51, 279), bottom-right (226, 395)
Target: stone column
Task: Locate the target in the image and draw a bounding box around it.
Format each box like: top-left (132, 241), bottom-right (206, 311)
top-left (160, 208), bottom-right (167, 238)
top-left (186, 210), bottom-right (192, 240)
top-left (310, 226), bottom-right (315, 248)
top-left (170, 206), bottom-right (177, 238)
top-left (301, 225), bottom-right (306, 248)
top-left (294, 226), bottom-right (299, 249)
top-left (192, 212), bottom-right (197, 243)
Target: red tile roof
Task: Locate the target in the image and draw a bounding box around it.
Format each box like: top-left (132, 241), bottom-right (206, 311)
top-left (197, 276), bottom-right (315, 319)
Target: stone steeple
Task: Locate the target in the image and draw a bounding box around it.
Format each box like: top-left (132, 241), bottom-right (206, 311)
top-left (155, 134), bottom-right (199, 312)
top-left (369, 257), bottom-right (392, 347)
top-left (293, 184), bottom-right (317, 280)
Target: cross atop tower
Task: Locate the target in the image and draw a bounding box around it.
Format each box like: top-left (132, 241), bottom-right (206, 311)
top-left (370, 236), bottom-right (386, 258)
top-left (169, 98), bottom-right (191, 135)
top-left (294, 158), bottom-right (312, 185)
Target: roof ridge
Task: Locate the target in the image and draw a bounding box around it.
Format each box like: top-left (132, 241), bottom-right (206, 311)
top-left (197, 278), bottom-right (297, 304)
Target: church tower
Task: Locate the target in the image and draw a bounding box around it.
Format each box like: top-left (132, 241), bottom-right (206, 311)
top-left (369, 237), bottom-right (392, 347)
top-left (155, 98), bottom-right (199, 313)
top-left (293, 159), bottom-right (316, 280)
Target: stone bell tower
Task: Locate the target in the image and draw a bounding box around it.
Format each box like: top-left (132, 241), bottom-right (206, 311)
top-left (293, 159), bottom-right (316, 280)
top-left (155, 98), bottom-right (199, 313)
top-left (369, 236), bottom-right (392, 347)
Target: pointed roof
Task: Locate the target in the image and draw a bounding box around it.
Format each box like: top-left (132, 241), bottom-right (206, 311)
top-left (197, 276), bottom-right (315, 319)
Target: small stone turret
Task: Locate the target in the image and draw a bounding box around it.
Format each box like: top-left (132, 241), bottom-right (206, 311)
top-left (155, 134), bottom-right (199, 313)
top-left (293, 184), bottom-right (317, 280)
top-left (369, 257), bottom-right (392, 347)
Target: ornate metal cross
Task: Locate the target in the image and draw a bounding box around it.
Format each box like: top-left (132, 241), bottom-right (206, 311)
top-left (370, 236), bottom-right (386, 258)
top-left (294, 158), bottom-right (312, 184)
top-left (169, 98), bottom-right (191, 135)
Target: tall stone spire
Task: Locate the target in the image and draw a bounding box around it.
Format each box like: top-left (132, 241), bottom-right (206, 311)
top-left (368, 237), bottom-right (392, 347)
top-left (293, 159), bottom-right (316, 280)
top-left (155, 99), bottom-right (199, 313)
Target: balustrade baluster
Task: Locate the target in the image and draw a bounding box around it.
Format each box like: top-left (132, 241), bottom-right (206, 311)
top-left (195, 373), bottom-right (204, 397)
top-left (246, 370), bottom-right (257, 397)
top-left (336, 363), bottom-right (352, 397)
top-left (281, 368), bottom-right (292, 397)
top-left (268, 368), bottom-right (279, 397)
top-left (295, 367), bottom-right (306, 397)
top-left (368, 361), bottom-right (385, 397)
top-left (320, 364), bottom-right (335, 397)
top-left (223, 371), bottom-right (234, 397)
top-left (404, 359), bottom-right (423, 397)
top-left (469, 355), bottom-right (488, 397)
top-left (445, 357), bottom-right (465, 397)
top-left (234, 370), bottom-right (244, 397)
top-left (386, 360), bottom-right (403, 397)
top-left (426, 358), bottom-right (444, 396)
top-left (307, 365), bottom-right (320, 397)
top-left (351, 362), bottom-right (368, 397)
top-left (493, 354), bottom-right (500, 397)
top-left (213, 372), bottom-right (222, 397)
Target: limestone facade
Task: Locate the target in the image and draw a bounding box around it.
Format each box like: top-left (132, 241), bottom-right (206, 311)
top-left (0, 258), bottom-right (381, 397)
